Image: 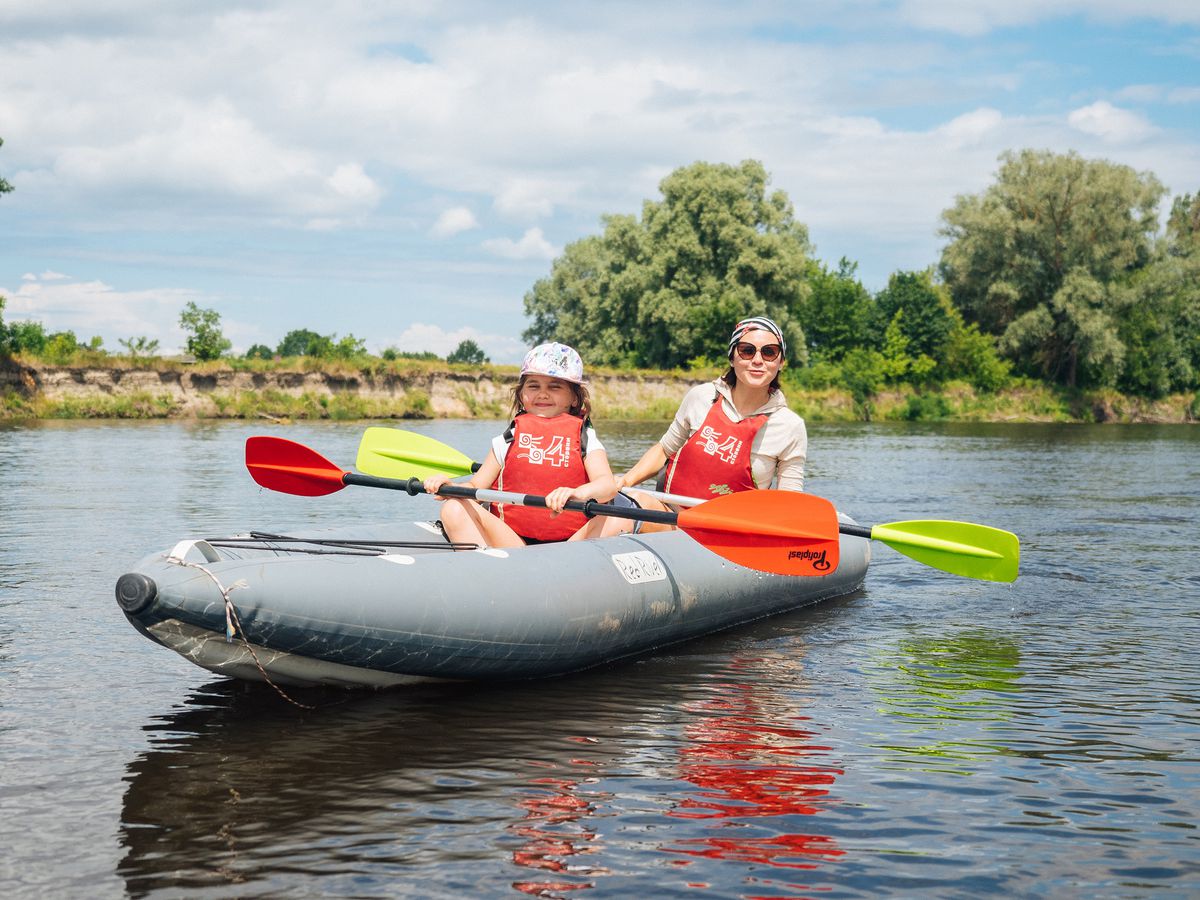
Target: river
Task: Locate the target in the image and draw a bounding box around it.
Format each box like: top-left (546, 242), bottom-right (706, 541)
top-left (1, 419), bottom-right (1197, 898)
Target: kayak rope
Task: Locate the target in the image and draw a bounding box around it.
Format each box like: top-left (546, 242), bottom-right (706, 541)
top-left (205, 532), bottom-right (480, 555)
top-left (166, 556), bottom-right (317, 711)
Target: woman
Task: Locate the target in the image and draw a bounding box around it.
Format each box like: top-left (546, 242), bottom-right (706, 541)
top-left (580, 316), bottom-right (806, 538)
top-left (423, 342), bottom-right (617, 548)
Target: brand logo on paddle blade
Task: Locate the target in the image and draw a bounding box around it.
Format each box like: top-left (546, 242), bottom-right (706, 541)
top-left (787, 548), bottom-right (831, 571)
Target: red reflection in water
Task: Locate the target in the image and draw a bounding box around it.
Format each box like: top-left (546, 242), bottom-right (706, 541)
top-left (664, 679), bottom-right (845, 890)
top-left (510, 773), bottom-right (607, 897)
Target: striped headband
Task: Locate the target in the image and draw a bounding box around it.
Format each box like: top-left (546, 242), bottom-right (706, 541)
top-left (728, 316), bottom-right (786, 357)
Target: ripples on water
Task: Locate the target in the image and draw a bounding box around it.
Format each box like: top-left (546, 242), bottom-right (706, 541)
top-left (2, 420), bottom-right (1198, 897)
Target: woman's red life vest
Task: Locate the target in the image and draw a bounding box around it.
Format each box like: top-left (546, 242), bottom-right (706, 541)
top-left (663, 398), bottom-right (767, 500)
top-left (496, 413), bottom-right (590, 541)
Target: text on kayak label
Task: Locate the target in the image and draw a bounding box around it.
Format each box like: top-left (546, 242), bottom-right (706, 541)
top-left (610, 550), bottom-right (668, 585)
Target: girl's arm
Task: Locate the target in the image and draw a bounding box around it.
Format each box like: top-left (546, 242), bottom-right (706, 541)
top-left (423, 449), bottom-right (501, 499)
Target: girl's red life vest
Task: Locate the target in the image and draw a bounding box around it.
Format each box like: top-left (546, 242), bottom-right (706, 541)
top-left (663, 398), bottom-right (767, 500)
top-left (496, 412), bottom-right (590, 541)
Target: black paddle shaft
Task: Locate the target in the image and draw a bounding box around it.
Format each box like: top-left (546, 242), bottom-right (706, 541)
top-left (343, 473), bottom-right (680, 526)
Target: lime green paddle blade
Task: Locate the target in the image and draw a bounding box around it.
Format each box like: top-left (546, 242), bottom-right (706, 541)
top-left (870, 520), bottom-right (1019, 583)
top-left (356, 426), bottom-right (476, 480)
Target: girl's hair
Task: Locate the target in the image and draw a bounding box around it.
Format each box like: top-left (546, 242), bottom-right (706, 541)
top-left (509, 375), bottom-right (592, 420)
top-left (722, 367), bottom-right (781, 393)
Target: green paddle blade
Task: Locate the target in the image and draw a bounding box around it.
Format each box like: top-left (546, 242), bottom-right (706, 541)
top-left (870, 520), bottom-right (1019, 583)
top-left (357, 426), bottom-right (476, 480)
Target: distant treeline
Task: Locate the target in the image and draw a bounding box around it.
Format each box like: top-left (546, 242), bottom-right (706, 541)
top-left (3, 150), bottom-right (1198, 405)
top-left (525, 154), bottom-right (1199, 401)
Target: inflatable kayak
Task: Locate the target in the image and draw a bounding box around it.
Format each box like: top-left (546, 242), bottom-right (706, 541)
top-left (115, 520), bottom-right (870, 688)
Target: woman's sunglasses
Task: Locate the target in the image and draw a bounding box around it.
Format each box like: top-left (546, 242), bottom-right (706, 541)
top-left (734, 342), bottom-right (782, 362)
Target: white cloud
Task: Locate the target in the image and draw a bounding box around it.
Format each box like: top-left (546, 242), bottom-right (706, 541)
top-left (1167, 86), bottom-right (1200, 104)
top-left (0, 272), bottom-right (268, 355)
top-left (1068, 101), bottom-right (1156, 143)
top-left (1, 273), bottom-right (201, 353)
top-left (430, 206), bottom-right (480, 238)
top-left (385, 322), bottom-right (526, 363)
top-left (937, 107), bottom-right (1005, 147)
top-left (481, 227), bottom-right (558, 260)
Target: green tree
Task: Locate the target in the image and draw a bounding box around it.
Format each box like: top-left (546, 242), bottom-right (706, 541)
top-left (447, 339), bottom-right (488, 365)
top-left (873, 270), bottom-right (955, 363)
top-left (524, 160), bottom-right (812, 368)
top-left (799, 258), bottom-right (874, 362)
top-left (244, 343), bottom-right (274, 360)
top-left (0, 138), bottom-right (13, 196)
top-left (1111, 192), bottom-right (1200, 396)
top-left (333, 334), bottom-right (367, 359)
top-left (179, 301), bottom-right (231, 361)
top-left (119, 336), bottom-right (161, 359)
top-left (939, 149), bottom-right (1165, 387)
top-left (276, 328), bottom-right (325, 357)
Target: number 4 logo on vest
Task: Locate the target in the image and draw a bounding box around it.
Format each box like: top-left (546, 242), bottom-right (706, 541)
top-left (696, 426), bottom-right (742, 465)
top-left (518, 433), bottom-right (573, 467)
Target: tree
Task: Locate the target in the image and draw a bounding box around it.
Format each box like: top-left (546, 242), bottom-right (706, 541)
top-left (119, 336), bottom-right (161, 359)
top-left (179, 301), bottom-right (231, 361)
top-left (1111, 191), bottom-right (1200, 396)
top-left (524, 160), bottom-right (812, 368)
top-left (798, 258), bottom-right (874, 362)
top-left (447, 339), bottom-right (488, 365)
top-left (276, 328), bottom-right (325, 357)
top-left (873, 270), bottom-right (955, 363)
top-left (939, 149), bottom-right (1165, 387)
top-left (0, 138), bottom-right (13, 196)
top-left (244, 343), bottom-right (274, 360)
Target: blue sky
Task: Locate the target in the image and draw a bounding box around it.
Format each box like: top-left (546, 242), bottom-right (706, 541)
top-left (1, 1), bottom-right (1198, 363)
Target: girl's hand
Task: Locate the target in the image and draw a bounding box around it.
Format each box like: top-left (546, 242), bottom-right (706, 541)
top-left (424, 474), bottom-right (451, 501)
top-left (545, 485), bottom-right (582, 515)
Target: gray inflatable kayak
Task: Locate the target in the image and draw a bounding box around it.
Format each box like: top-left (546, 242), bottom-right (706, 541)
top-left (116, 519), bottom-right (870, 689)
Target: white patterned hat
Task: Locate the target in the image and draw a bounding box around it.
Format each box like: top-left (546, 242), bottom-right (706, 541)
top-left (520, 342), bottom-right (586, 384)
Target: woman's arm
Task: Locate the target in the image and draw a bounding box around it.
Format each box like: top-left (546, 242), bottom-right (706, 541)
top-left (616, 442), bottom-right (669, 491)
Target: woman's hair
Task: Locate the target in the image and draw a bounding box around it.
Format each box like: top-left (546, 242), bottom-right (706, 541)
top-left (722, 366), bottom-right (781, 393)
top-left (509, 375), bottom-right (592, 420)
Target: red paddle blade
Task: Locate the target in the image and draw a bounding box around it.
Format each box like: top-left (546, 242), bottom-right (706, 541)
top-left (245, 436), bottom-right (348, 497)
top-left (677, 491), bottom-right (841, 576)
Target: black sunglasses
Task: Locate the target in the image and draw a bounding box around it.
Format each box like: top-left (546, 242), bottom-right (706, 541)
top-left (734, 342), bottom-right (782, 362)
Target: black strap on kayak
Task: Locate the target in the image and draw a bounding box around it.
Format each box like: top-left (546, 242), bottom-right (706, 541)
top-left (205, 532), bottom-right (480, 555)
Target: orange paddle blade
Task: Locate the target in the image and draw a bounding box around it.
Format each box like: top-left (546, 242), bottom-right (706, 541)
top-left (245, 436), bottom-right (348, 497)
top-left (677, 491), bottom-right (840, 576)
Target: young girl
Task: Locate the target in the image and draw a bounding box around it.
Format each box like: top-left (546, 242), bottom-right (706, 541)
top-left (423, 342), bottom-right (617, 548)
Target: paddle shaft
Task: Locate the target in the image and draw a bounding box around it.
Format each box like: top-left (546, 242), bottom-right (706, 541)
top-left (617, 485), bottom-right (877, 539)
top-left (343, 472), bottom-right (682, 527)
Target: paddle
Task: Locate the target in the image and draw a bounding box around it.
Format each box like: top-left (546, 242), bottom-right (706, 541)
top-left (246, 436), bottom-right (841, 577)
top-left (355, 426), bottom-right (1020, 583)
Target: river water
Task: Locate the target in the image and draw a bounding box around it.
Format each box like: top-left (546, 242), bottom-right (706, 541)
top-left (1, 419), bottom-right (1197, 898)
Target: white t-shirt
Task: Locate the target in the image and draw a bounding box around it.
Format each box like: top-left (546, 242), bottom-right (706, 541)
top-left (490, 423), bottom-right (605, 467)
top-left (659, 380), bottom-right (806, 491)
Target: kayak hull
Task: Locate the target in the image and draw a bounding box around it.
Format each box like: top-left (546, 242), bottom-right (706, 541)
top-left (117, 520), bottom-right (869, 688)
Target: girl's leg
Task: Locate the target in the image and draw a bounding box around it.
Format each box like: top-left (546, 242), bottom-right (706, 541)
top-left (439, 498), bottom-right (527, 549)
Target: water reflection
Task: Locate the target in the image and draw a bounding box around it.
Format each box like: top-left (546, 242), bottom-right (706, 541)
top-left (118, 679), bottom-right (628, 897)
top-left (662, 654), bottom-right (844, 893)
top-left (871, 629), bottom-right (1023, 766)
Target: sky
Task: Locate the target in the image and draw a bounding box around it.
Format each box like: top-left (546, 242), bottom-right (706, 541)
top-left (1, 1), bottom-right (1198, 363)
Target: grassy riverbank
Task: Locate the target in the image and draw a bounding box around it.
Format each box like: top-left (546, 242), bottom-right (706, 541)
top-left (1, 356), bottom-right (1197, 423)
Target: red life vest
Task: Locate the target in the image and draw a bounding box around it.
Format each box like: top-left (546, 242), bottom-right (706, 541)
top-left (663, 398), bottom-right (767, 500)
top-left (496, 413), bottom-right (590, 541)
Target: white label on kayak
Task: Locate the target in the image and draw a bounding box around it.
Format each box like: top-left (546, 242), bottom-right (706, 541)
top-left (611, 550), bottom-right (667, 585)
